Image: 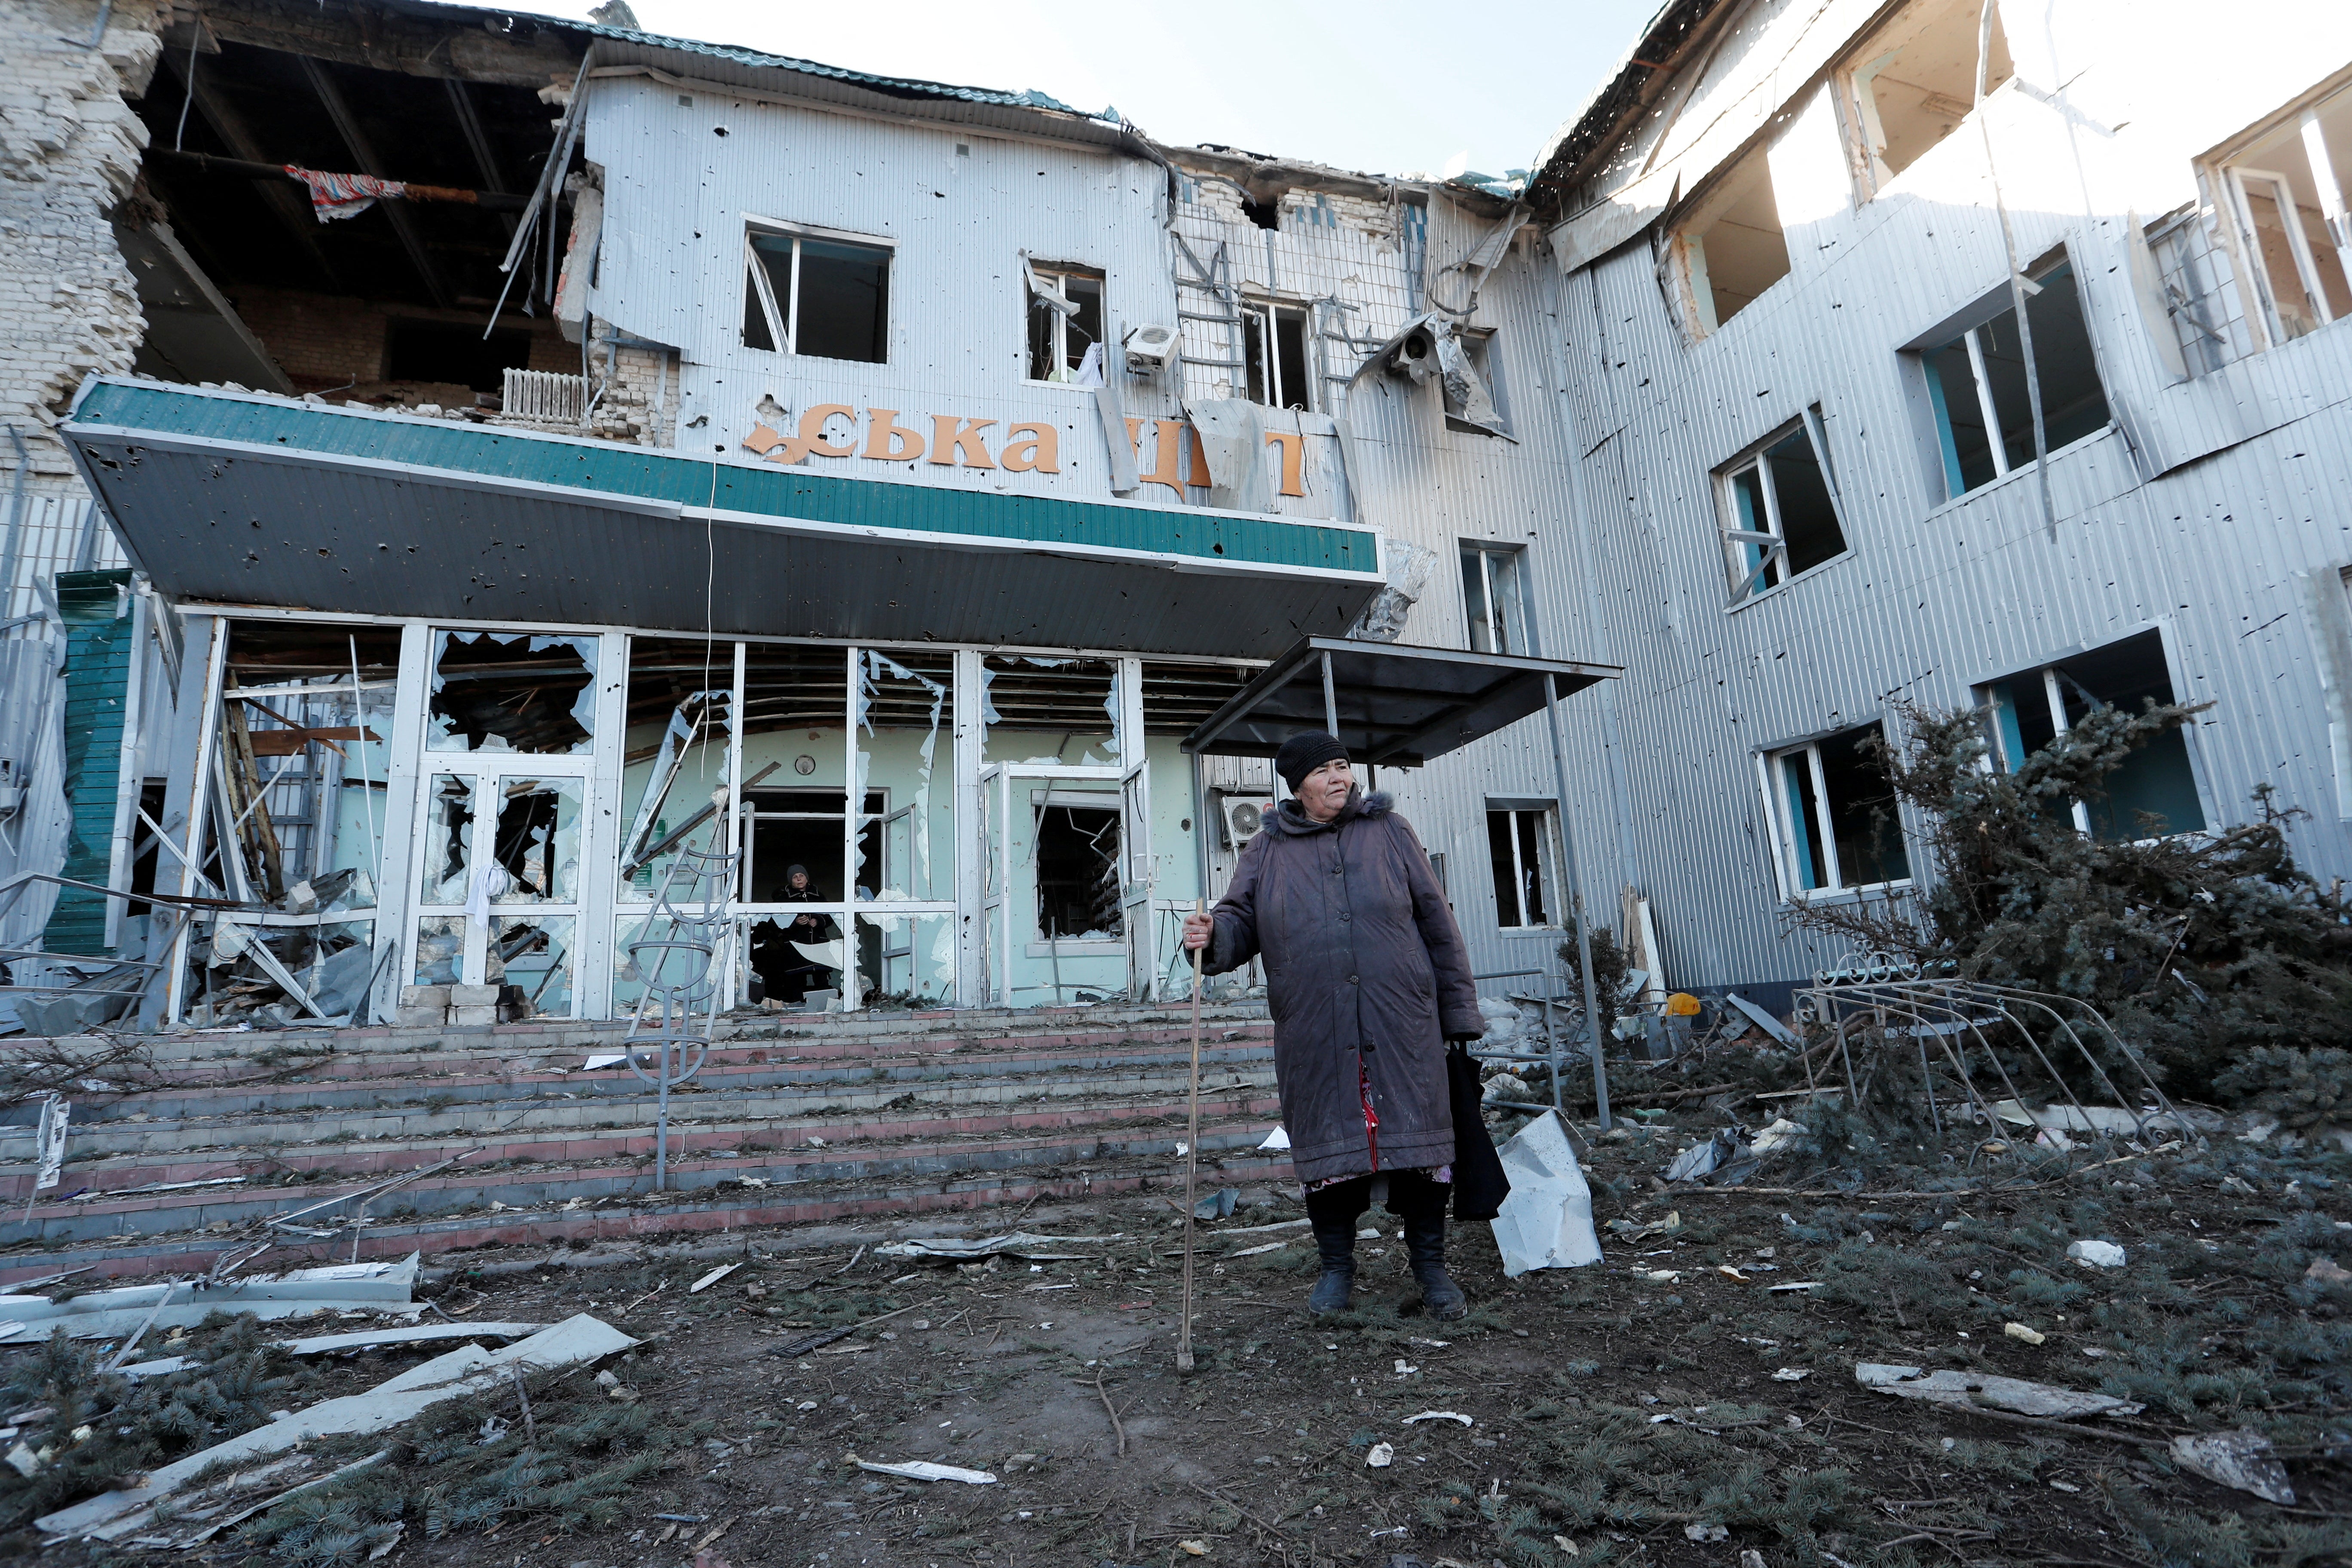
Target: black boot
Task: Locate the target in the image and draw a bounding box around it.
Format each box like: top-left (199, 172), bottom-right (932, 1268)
top-left (1303, 1177), bottom-right (1370, 1316)
top-left (1403, 1208), bottom-right (1467, 1320)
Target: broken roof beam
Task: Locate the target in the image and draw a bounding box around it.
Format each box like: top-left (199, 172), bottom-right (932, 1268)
top-left (185, 0), bottom-right (584, 87)
top-left (443, 77), bottom-right (519, 239)
top-left (297, 55), bottom-right (452, 308)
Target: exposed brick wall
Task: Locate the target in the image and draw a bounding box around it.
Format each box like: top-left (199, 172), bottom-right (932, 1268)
top-left (0, 0), bottom-right (165, 502)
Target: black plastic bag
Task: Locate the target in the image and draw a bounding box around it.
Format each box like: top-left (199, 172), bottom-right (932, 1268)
top-left (1446, 1044), bottom-right (1510, 1221)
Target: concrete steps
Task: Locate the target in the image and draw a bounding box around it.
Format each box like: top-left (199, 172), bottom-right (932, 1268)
top-left (0, 1001), bottom-right (1285, 1283)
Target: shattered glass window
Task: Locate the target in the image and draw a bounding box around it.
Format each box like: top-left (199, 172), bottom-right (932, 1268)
top-left (856, 913), bottom-right (955, 1008)
top-left (856, 649), bottom-right (954, 903)
top-left (412, 915), bottom-right (465, 985)
top-left (490, 777), bottom-right (582, 903)
top-left (1920, 256), bottom-right (2111, 501)
top-left (981, 655), bottom-right (1118, 767)
top-left (493, 914), bottom-right (573, 1016)
top-left (419, 775), bottom-right (476, 905)
top-left (428, 631), bottom-right (597, 755)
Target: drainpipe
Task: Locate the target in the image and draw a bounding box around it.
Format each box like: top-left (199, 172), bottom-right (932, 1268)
top-left (1, 426), bottom-right (29, 620)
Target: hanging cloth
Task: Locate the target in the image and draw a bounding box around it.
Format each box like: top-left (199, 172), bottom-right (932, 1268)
top-left (283, 165), bottom-right (407, 222)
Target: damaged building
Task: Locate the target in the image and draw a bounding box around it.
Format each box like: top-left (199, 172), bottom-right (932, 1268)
top-left (2, 0), bottom-right (2351, 1035)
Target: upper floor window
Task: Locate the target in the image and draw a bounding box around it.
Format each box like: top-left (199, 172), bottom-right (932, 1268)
top-left (1025, 263), bottom-right (1104, 383)
top-left (1670, 144), bottom-right (1791, 336)
top-left (1718, 406), bottom-right (1849, 603)
top-left (1917, 252), bottom-right (2110, 500)
top-left (1460, 542), bottom-right (1532, 655)
top-left (1981, 629), bottom-right (2207, 842)
top-left (1842, 0), bottom-right (2011, 194)
top-left (1243, 300), bottom-right (1316, 412)
top-left (743, 224), bottom-right (891, 364)
top-left (2214, 79), bottom-right (2352, 349)
top-left (1763, 724), bottom-right (1911, 898)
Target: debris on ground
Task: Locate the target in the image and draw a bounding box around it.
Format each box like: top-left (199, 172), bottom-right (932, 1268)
top-left (1855, 1362), bottom-right (2145, 1418)
top-left (1488, 1109), bottom-right (1600, 1275)
top-left (847, 1455), bottom-right (996, 1485)
top-left (2170, 1427), bottom-right (2297, 1504)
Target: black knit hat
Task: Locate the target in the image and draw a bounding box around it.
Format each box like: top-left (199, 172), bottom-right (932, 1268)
top-left (1274, 730), bottom-right (1349, 793)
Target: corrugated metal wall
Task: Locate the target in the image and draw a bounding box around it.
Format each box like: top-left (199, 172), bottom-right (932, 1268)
top-left (1521, 0), bottom-right (2352, 1000)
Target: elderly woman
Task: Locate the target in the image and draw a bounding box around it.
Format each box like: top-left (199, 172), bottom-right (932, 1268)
top-left (1182, 731), bottom-right (1483, 1319)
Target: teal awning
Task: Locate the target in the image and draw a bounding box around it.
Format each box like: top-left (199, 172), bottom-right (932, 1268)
top-left (63, 379), bottom-right (1383, 657)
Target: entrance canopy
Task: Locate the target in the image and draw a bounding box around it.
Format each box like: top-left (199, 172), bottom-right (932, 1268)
top-left (61, 379), bottom-right (1383, 659)
top-left (1183, 636), bottom-right (1620, 765)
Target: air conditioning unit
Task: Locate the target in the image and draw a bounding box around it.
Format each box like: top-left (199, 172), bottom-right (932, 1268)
top-left (1124, 322), bottom-right (1179, 376)
top-left (1217, 793), bottom-right (1273, 849)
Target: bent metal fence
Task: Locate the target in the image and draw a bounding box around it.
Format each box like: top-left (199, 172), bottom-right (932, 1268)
top-left (1793, 965), bottom-right (2193, 1148)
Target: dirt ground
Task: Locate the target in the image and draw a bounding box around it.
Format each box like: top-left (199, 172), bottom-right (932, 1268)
top-left (7, 1112), bottom-right (2351, 1568)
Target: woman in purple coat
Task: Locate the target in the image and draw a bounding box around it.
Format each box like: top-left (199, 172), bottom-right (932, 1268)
top-left (1183, 731), bottom-right (1484, 1319)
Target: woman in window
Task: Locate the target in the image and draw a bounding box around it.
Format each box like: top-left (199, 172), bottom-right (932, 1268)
top-left (1182, 732), bottom-right (1485, 1319)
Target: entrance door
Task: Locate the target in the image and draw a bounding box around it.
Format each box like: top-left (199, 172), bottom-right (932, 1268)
top-left (1120, 759), bottom-right (1155, 1000)
top-left (408, 769), bottom-right (587, 1016)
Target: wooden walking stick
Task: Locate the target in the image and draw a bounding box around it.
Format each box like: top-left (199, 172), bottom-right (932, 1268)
top-left (1177, 897), bottom-right (1205, 1373)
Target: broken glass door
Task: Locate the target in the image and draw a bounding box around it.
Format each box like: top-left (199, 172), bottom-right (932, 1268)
top-left (1120, 759), bottom-right (1155, 1001)
top-left (405, 769), bottom-right (586, 1016)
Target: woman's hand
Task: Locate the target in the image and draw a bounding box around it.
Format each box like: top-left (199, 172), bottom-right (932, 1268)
top-left (1182, 911), bottom-right (1213, 952)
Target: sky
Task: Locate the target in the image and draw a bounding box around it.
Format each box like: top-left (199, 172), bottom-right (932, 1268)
top-left (468, 0), bottom-right (1664, 181)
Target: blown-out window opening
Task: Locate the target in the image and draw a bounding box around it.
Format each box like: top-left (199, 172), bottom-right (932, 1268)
top-left (1025, 263), bottom-right (1105, 382)
top-left (1718, 407), bottom-right (1849, 603)
top-left (742, 224), bottom-right (892, 364)
top-left (1460, 542), bottom-right (1534, 656)
top-left (1764, 725), bottom-right (1911, 898)
top-left (1980, 628), bottom-right (2208, 843)
top-left (1672, 144), bottom-right (1791, 337)
top-left (1842, 0), bottom-right (2012, 195)
top-left (1917, 252), bottom-right (2111, 501)
top-left (1486, 805), bottom-right (1556, 929)
top-left (1243, 300), bottom-right (1315, 411)
top-left (2211, 77), bottom-right (2352, 350)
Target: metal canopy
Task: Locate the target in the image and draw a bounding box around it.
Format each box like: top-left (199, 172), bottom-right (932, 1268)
top-left (1182, 636), bottom-right (1620, 765)
top-left (60, 379), bottom-right (1383, 660)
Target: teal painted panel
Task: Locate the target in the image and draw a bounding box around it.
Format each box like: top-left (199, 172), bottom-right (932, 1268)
top-left (71, 383), bottom-right (1375, 576)
top-left (42, 569), bottom-right (135, 958)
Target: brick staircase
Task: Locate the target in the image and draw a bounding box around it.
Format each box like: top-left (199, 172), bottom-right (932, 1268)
top-left (0, 1001), bottom-right (1283, 1284)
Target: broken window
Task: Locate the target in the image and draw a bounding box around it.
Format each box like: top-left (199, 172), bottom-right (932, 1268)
top-left (982, 655), bottom-right (1119, 767)
top-left (856, 649), bottom-right (955, 903)
top-left (489, 778), bottom-right (581, 903)
top-left (1674, 146), bottom-right (1791, 335)
top-left (1025, 263), bottom-right (1105, 382)
top-left (2214, 79), bottom-right (2352, 348)
top-left (1719, 407), bottom-right (1849, 601)
top-left (494, 914), bottom-right (573, 1016)
top-left (1983, 629), bottom-right (2207, 841)
top-left (419, 775), bottom-right (477, 906)
top-left (856, 913), bottom-right (956, 1008)
top-left (428, 631), bottom-right (596, 755)
top-left (743, 226), bottom-right (892, 363)
top-left (1243, 301), bottom-right (1315, 412)
top-left (1460, 543), bottom-right (1532, 656)
top-left (619, 636), bottom-right (742, 900)
top-left (1486, 805), bottom-right (1555, 929)
top-left (1766, 726), bottom-right (1911, 897)
top-left (1035, 798), bottom-right (1123, 942)
top-left (1918, 253), bottom-right (2111, 499)
top-left (1844, 0), bottom-right (2011, 191)
top-left (1460, 330), bottom-right (1512, 437)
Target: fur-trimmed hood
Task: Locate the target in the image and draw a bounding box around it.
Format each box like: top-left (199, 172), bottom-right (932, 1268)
top-left (1270, 788), bottom-right (1393, 834)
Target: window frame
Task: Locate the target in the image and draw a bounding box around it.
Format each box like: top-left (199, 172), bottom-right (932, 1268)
top-left (1241, 298), bottom-right (1317, 413)
top-left (1459, 540), bottom-right (1535, 656)
top-left (2202, 74), bottom-right (2352, 353)
top-left (1914, 248), bottom-right (2113, 503)
top-left (741, 217), bottom-right (895, 363)
top-left (1023, 261), bottom-right (1106, 385)
top-left (1758, 723), bottom-right (1913, 903)
top-left (1715, 405), bottom-right (1851, 604)
top-left (1975, 628), bottom-right (2212, 845)
top-left (1485, 801), bottom-right (1559, 931)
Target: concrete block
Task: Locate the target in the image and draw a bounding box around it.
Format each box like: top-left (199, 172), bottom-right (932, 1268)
top-left (449, 1005), bottom-right (499, 1026)
top-left (392, 1004), bottom-right (446, 1028)
top-left (401, 985), bottom-right (451, 1009)
top-left (449, 985), bottom-right (500, 1006)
